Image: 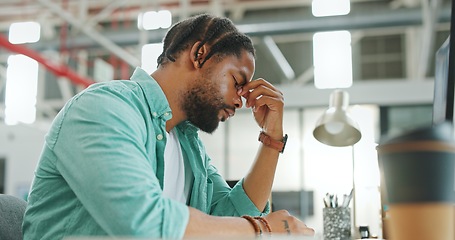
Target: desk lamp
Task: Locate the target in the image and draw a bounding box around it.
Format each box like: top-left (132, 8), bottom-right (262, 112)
top-left (313, 89), bottom-right (361, 147)
top-left (313, 89), bottom-right (362, 237)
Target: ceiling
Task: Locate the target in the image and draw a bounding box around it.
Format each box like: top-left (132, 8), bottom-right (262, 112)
top-left (0, 0), bottom-right (452, 122)
top-left (0, 0), bottom-right (447, 44)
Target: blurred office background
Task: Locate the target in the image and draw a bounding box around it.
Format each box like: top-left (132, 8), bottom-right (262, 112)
top-left (0, 0), bottom-right (451, 238)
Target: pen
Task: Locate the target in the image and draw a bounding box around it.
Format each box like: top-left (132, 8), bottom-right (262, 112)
top-left (324, 189), bottom-right (353, 208)
top-left (342, 188), bottom-right (354, 207)
top-left (323, 193), bottom-right (330, 207)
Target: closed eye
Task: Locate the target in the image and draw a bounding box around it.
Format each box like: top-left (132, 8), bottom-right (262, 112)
top-left (233, 77), bottom-right (242, 89)
top-left (233, 76), bottom-right (243, 90)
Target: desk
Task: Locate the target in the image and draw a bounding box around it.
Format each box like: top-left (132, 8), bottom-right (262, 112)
top-left (65, 236), bottom-right (315, 240)
top-left (65, 236), bottom-right (383, 240)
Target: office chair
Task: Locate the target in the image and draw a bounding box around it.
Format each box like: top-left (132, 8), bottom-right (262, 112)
top-left (0, 194), bottom-right (27, 240)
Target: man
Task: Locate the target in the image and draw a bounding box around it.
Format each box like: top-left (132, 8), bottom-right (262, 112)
top-left (22, 13), bottom-right (314, 239)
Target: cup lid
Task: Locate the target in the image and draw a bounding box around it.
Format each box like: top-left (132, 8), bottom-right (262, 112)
top-left (378, 121), bottom-right (454, 146)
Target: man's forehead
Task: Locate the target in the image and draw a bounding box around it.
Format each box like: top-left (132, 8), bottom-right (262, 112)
top-left (238, 52), bottom-right (255, 84)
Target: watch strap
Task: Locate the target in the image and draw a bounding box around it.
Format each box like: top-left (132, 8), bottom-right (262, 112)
top-left (258, 131), bottom-right (288, 153)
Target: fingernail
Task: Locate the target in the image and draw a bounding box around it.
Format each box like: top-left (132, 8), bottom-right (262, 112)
top-left (237, 87), bottom-right (243, 95)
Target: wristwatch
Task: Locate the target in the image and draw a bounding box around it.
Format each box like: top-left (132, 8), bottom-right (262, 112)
top-left (258, 131), bottom-right (288, 153)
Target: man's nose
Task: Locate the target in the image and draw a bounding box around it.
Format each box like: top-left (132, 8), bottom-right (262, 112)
top-left (233, 95), bottom-right (243, 109)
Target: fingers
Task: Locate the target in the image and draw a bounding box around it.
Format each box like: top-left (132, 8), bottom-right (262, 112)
top-left (265, 210), bottom-right (315, 236)
top-left (251, 95), bottom-right (284, 113)
top-left (302, 226), bottom-right (315, 236)
top-left (238, 78), bottom-right (284, 109)
top-left (282, 216), bottom-right (315, 236)
top-left (239, 78), bottom-right (283, 95)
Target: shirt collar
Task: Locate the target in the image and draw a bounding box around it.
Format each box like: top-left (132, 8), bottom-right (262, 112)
top-left (177, 121), bottom-right (199, 136)
top-left (130, 67), bottom-right (172, 121)
top-left (130, 67), bottom-right (201, 136)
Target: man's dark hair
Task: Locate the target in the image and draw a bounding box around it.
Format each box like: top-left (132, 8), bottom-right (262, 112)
top-left (157, 13), bottom-right (255, 67)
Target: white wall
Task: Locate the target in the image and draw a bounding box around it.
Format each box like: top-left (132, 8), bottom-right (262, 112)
top-left (0, 122), bottom-right (47, 200)
top-left (200, 105), bottom-right (383, 238)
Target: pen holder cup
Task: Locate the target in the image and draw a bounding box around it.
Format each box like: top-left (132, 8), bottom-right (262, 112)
top-left (323, 207), bottom-right (351, 240)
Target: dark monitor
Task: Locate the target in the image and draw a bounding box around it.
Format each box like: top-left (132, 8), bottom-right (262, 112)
top-left (271, 190), bottom-right (314, 219)
top-left (432, 36), bottom-right (455, 131)
top-left (433, 0), bottom-right (455, 126)
top-left (432, 36), bottom-right (451, 125)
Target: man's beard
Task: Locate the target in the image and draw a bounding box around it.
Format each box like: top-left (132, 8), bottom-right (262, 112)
top-left (181, 79), bottom-right (232, 134)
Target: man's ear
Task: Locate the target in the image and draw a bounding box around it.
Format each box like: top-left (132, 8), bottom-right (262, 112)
top-left (189, 41), bottom-right (207, 69)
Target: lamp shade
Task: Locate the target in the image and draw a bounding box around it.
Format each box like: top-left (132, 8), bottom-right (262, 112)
top-left (313, 89), bottom-right (361, 147)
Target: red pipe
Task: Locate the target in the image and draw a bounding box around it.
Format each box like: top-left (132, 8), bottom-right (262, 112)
top-left (0, 34), bottom-right (95, 88)
top-left (121, 60), bottom-right (129, 79)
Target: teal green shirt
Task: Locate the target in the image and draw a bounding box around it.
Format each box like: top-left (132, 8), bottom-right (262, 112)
top-left (22, 68), bottom-right (270, 239)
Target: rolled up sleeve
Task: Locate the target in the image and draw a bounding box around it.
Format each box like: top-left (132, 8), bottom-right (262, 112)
top-left (207, 162), bottom-right (270, 217)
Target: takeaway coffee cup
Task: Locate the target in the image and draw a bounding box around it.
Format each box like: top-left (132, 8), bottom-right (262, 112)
top-left (376, 122), bottom-right (455, 240)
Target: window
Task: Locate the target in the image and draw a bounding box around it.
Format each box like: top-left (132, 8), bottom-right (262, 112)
top-left (359, 34), bottom-right (405, 80)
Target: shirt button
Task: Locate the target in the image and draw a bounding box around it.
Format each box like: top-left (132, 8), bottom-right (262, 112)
top-left (152, 112), bottom-right (158, 117)
top-left (164, 112), bottom-right (170, 116)
top-left (156, 134), bottom-right (163, 141)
